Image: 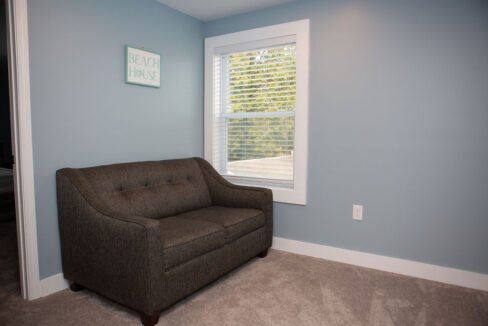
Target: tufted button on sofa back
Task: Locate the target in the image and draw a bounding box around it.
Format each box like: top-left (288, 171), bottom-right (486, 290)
top-left (79, 158), bottom-right (212, 219)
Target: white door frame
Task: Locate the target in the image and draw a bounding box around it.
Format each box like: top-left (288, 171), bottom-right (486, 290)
top-left (6, 0), bottom-right (41, 300)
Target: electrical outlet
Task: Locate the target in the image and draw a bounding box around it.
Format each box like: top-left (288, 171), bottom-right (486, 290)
top-left (353, 204), bottom-right (363, 221)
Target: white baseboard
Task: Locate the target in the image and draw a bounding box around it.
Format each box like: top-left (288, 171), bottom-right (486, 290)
top-left (272, 237), bottom-right (488, 292)
top-left (39, 273), bottom-right (69, 298)
top-left (34, 239), bottom-right (488, 298)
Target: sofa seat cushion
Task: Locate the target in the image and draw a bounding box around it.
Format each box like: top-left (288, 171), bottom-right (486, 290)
top-left (177, 206), bottom-right (265, 243)
top-left (160, 217), bottom-right (225, 270)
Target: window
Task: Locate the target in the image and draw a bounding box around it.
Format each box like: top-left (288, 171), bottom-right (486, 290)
top-left (205, 20), bottom-right (309, 205)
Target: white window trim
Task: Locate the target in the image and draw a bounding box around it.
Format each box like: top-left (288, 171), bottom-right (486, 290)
top-left (204, 20), bottom-right (310, 205)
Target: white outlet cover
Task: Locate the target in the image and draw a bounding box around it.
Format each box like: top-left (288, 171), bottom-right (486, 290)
top-left (353, 204), bottom-right (363, 221)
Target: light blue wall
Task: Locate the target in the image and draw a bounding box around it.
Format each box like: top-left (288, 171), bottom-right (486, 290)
top-left (204, 0), bottom-right (488, 273)
top-left (28, 0), bottom-right (203, 279)
top-left (27, 0), bottom-right (488, 279)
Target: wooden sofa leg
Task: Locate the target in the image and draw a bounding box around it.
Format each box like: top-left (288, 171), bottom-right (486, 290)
top-left (69, 282), bottom-right (85, 292)
top-left (140, 311), bottom-right (160, 326)
top-left (257, 249), bottom-right (268, 258)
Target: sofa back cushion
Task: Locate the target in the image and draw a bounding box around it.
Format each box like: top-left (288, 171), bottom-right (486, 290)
top-left (79, 158), bottom-right (212, 219)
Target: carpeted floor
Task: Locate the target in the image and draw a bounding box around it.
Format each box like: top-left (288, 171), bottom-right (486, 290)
top-left (1, 221), bottom-right (487, 326)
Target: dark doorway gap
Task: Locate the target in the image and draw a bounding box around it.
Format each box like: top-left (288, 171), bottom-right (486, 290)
top-left (0, 0), bottom-right (20, 299)
top-left (0, 0), bottom-right (12, 168)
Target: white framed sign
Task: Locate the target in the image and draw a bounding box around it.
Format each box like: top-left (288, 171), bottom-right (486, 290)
top-left (125, 45), bottom-right (161, 88)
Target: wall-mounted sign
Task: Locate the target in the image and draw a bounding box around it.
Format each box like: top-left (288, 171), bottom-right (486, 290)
top-left (125, 46), bottom-right (160, 88)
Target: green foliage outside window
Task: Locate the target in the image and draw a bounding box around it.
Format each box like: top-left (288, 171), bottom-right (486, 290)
top-left (225, 45), bottom-right (296, 162)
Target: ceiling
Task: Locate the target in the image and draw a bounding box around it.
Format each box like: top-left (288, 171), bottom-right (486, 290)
top-left (157, 0), bottom-right (297, 22)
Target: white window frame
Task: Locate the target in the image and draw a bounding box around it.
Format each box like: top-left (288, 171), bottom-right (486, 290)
top-left (204, 20), bottom-right (310, 205)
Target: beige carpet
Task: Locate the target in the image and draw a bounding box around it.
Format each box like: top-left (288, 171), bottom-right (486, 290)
top-left (1, 221), bottom-right (487, 326)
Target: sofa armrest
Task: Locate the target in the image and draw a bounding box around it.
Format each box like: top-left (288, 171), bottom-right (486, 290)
top-left (56, 169), bottom-right (163, 315)
top-left (194, 158), bottom-right (273, 210)
top-left (195, 158), bottom-right (273, 248)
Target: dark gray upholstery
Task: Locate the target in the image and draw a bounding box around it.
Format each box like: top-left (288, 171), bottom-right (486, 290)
top-left (159, 217), bottom-right (225, 271)
top-left (80, 159), bottom-right (212, 219)
top-left (177, 206), bottom-right (265, 243)
top-left (56, 157), bottom-right (273, 319)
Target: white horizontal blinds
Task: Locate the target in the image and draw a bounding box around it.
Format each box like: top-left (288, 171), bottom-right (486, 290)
top-left (214, 43), bottom-right (297, 187)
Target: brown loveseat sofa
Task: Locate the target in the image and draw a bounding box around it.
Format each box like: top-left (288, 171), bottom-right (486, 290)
top-left (56, 157), bottom-right (272, 326)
